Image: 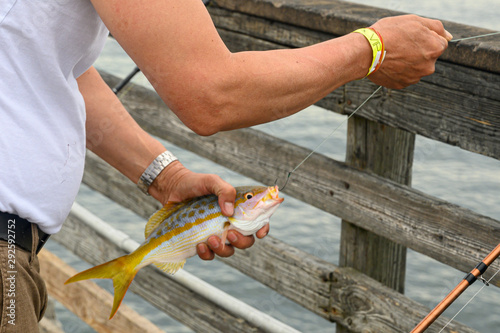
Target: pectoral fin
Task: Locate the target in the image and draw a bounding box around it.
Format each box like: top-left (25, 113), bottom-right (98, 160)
top-left (220, 222), bottom-right (231, 250)
top-left (145, 202), bottom-right (189, 238)
top-left (153, 261), bottom-right (186, 275)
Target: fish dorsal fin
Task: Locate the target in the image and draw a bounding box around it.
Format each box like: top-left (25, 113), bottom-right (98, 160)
top-left (145, 201), bottom-right (188, 239)
top-left (154, 260), bottom-right (186, 275)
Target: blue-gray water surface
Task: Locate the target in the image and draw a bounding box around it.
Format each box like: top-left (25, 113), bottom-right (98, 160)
top-left (47, 1), bottom-right (500, 332)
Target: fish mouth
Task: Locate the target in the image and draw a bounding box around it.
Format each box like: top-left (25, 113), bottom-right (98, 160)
top-left (267, 185), bottom-right (284, 203)
top-left (251, 185), bottom-right (284, 210)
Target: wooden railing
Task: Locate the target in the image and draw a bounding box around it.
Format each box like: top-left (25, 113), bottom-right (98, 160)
top-left (48, 1), bottom-right (499, 332)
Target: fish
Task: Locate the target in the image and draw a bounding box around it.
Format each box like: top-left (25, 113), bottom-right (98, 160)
top-left (65, 185), bottom-right (284, 319)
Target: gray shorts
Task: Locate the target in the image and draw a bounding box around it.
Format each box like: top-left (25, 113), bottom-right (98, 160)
top-left (0, 224), bottom-right (48, 332)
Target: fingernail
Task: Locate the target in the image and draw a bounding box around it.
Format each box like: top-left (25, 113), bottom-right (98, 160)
top-left (257, 230), bottom-right (268, 239)
top-left (224, 202), bottom-right (234, 216)
top-left (208, 237), bottom-right (219, 249)
top-left (445, 30), bottom-right (453, 41)
top-left (198, 243), bottom-right (207, 254)
top-left (227, 231), bottom-right (238, 243)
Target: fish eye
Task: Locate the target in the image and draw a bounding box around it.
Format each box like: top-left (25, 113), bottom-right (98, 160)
top-left (245, 192), bottom-right (254, 200)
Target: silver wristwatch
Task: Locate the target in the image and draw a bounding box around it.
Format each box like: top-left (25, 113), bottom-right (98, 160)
top-left (137, 151), bottom-right (178, 195)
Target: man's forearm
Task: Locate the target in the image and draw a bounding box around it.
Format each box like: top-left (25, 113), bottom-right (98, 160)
top-left (90, 0), bottom-right (448, 136)
top-left (78, 66), bottom-right (166, 184)
top-left (90, 0), bottom-right (370, 136)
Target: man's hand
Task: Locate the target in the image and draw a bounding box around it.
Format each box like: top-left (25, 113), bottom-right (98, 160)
top-left (148, 161), bottom-right (269, 260)
top-left (368, 15), bottom-right (453, 89)
top-left (196, 225), bottom-right (270, 260)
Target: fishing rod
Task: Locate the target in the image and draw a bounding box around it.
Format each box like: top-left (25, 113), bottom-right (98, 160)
top-left (411, 243), bottom-right (500, 332)
top-left (112, 66), bottom-right (140, 94)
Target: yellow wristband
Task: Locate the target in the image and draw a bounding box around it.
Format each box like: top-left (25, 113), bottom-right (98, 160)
top-left (353, 28), bottom-right (386, 77)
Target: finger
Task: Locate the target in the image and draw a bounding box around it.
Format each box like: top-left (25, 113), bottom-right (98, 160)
top-left (209, 177), bottom-right (236, 216)
top-left (444, 30), bottom-right (453, 41)
top-left (226, 230), bottom-right (255, 249)
top-left (419, 17), bottom-right (446, 36)
top-left (207, 235), bottom-right (236, 257)
top-left (197, 243), bottom-right (215, 261)
top-left (255, 224), bottom-right (270, 239)
top-left (419, 17), bottom-right (453, 42)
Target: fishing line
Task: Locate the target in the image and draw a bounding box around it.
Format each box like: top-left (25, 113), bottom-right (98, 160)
top-left (275, 31), bottom-right (500, 191)
top-left (451, 31), bottom-right (500, 42)
top-left (438, 266), bottom-right (500, 333)
top-left (275, 85), bottom-right (383, 190)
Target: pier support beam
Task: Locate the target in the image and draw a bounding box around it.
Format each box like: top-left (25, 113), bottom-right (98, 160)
top-left (338, 110), bottom-right (415, 332)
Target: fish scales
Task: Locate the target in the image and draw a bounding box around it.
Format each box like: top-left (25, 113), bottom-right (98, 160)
top-left (141, 195), bottom-right (227, 265)
top-left (65, 185), bottom-right (284, 319)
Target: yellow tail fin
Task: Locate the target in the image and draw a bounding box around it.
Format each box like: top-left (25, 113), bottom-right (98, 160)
top-left (65, 255), bottom-right (138, 319)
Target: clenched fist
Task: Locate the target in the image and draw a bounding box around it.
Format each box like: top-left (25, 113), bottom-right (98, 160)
top-left (368, 15), bottom-right (453, 89)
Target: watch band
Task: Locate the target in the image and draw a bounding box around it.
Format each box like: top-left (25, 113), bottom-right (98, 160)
top-left (137, 151), bottom-right (178, 195)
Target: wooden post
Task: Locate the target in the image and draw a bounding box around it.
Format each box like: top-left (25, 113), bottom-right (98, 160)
top-left (337, 114), bottom-right (415, 332)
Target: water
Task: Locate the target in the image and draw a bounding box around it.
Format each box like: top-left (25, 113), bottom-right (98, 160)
top-left (50, 2), bottom-right (500, 332)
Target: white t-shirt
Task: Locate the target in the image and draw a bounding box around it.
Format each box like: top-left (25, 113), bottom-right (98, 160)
top-left (0, 0), bottom-right (109, 234)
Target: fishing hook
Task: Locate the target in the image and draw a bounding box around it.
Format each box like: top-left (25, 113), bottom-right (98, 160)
top-left (274, 172), bottom-right (292, 191)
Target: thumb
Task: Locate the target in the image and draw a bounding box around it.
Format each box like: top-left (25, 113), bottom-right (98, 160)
top-left (209, 177), bottom-right (236, 216)
top-left (218, 188), bottom-right (236, 216)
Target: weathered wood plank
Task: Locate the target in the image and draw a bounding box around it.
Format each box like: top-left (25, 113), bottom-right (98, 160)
top-left (338, 117), bottom-right (415, 332)
top-left (226, 238), bottom-right (333, 323)
top-left (56, 202), bottom-right (476, 332)
top-left (39, 250), bottom-right (164, 333)
top-left (210, 6), bottom-right (331, 49)
top-left (343, 80), bottom-right (500, 159)
top-left (211, 0), bottom-right (500, 73)
top-left (96, 72), bottom-right (500, 288)
top-left (39, 318), bottom-right (64, 333)
top-left (208, 4), bottom-right (500, 160)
